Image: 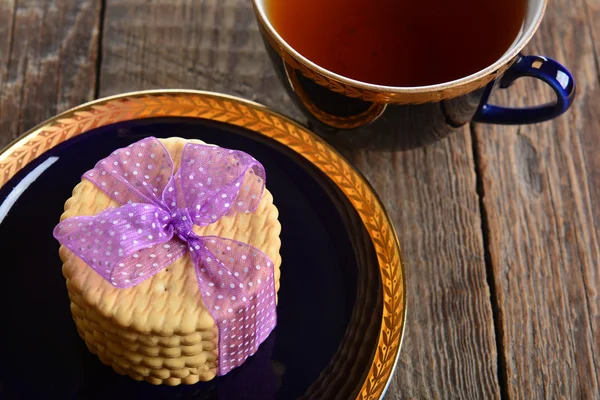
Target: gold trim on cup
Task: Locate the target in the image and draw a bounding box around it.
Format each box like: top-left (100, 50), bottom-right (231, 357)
top-left (283, 61), bottom-right (387, 129)
top-left (253, 0), bottom-right (547, 104)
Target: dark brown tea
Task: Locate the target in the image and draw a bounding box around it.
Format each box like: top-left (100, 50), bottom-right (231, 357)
top-left (267, 0), bottom-right (526, 87)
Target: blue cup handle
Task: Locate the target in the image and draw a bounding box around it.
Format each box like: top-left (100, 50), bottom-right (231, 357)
top-left (473, 55), bottom-right (576, 125)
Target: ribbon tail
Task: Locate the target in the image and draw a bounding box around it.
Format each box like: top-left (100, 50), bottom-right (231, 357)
top-left (188, 235), bottom-right (277, 376)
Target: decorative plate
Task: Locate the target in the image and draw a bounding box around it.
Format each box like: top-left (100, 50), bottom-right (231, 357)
top-left (0, 90), bottom-right (405, 400)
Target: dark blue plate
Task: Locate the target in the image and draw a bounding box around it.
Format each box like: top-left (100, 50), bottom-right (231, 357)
top-left (0, 91), bottom-right (405, 400)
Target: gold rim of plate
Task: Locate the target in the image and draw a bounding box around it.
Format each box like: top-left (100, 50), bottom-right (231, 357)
top-left (0, 90), bottom-right (406, 400)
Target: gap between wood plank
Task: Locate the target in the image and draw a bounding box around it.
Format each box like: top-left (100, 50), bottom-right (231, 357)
top-left (94, 0), bottom-right (107, 99)
top-left (470, 122), bottom-right (511, 400)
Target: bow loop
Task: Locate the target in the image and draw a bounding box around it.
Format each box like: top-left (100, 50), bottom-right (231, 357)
top-left (53, 203), bottom-right (186, 288)
top-left (171, 144), bottom-right (266, 226)
top-left (85, 137), bottom-right (174, 207)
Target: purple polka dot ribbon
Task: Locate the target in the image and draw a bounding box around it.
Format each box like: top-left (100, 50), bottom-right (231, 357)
top-left (54, 137), bottom-right (277, 375)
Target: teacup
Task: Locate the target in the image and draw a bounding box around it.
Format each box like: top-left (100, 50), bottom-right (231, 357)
top-left (252, 0), bottom-right (576, 150)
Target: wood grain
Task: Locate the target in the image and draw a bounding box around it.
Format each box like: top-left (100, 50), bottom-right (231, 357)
top-left (583, 0), bottom-right (599, 71)
top-left (100, 1), bottom-right (501, 398)
top-left (98, 0), bottom-right (298, 120)
top-left (474, 0), bottom-right (600, 397)
top-left (0, 0), bottom-right (101, 148)
top-left (346, 131), bottom-right (501, 400)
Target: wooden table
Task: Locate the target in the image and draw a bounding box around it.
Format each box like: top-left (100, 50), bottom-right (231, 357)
top-left (1, 1), bottom-right (598, 398)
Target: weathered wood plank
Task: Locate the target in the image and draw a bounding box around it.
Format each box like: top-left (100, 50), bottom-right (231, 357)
top-left (100, 1), bottom-right (501, 398)
top-left (0, 0), bottom-right (101, 148)
top-left (0, 2), bottom-right (16, 113)
top-left (474, 0), bottom-right (600, 397)
top-left (98, 0), bottom-right (298, 120)
top-left (583, 0), bottom-right (599, 72)
top-left (346, 131), bottom-right (501, 400)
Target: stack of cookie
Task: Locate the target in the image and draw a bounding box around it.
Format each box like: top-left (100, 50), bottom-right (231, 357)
top-left (58, 138), bottom-right (282, 385)
top-left (68, 287), bottom-right (218, 385)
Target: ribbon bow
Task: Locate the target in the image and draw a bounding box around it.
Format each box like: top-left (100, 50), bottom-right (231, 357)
top-left (54, 137), bottom-right (277, 375)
